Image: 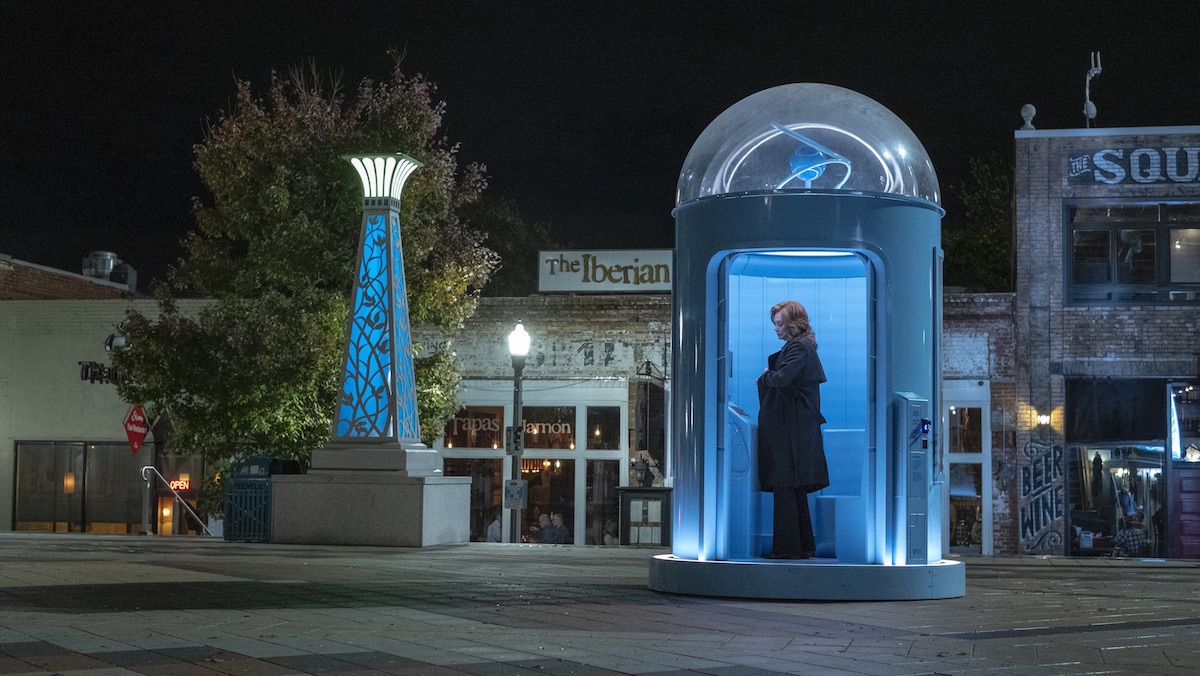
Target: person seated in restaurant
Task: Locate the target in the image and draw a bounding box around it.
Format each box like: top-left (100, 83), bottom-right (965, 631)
top-left (603, 518), bottom-right (620, 546)
top-left (485, 508), bottom-right (502, 542)
top-left (539, 513), bottom-right (569, 544)
top-left (1112, 512), bottom-right (1147, 557)
top-left (533, 513), bottom-right (553, 542)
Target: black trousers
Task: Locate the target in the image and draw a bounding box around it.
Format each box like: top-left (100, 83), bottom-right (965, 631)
top-left (771, 486), bottom-right (815, 556)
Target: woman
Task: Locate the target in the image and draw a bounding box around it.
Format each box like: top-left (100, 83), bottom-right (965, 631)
top-left (757, 300), bottom-right (829, 559)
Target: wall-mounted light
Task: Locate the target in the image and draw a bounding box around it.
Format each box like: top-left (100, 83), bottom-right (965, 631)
top-left (1037, 413), bottom-right (1051, 426)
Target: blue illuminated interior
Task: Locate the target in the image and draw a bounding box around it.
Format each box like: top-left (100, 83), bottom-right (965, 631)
top-left (335, 212), bottom-right (421, 442)
top-left (718, 251), bottom-right (871, 561)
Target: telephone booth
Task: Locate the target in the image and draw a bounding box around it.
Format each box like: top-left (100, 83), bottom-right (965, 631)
top-left (648, 83), bottom-right (965, 599)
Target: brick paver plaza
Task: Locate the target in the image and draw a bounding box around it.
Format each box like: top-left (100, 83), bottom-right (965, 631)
top-left (1, 534), bottom-right (1199, 675)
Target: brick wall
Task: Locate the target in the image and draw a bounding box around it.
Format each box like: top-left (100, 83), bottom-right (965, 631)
top-left (0, 256), bottom-right (129, 300)
top-left (414, 295), bottom-right (673, 381)
top-left (944, 292), bottom-right (1020, 554)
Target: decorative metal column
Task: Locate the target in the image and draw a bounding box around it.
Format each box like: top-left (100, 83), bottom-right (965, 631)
top-left (311, 153), bottom-right (438, 475)
top-left (270, 152), bottom-right (470, 547)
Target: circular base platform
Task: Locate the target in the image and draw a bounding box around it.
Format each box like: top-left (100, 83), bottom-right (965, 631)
top-left (649, 555), bottom-right (966, 600)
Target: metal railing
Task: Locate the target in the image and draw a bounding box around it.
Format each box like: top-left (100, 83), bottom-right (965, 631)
top-left (140, 465), bottom-right (215, 537)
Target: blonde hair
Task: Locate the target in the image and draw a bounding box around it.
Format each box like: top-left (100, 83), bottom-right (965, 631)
top-left (770, 300), bottom-right (816, 347)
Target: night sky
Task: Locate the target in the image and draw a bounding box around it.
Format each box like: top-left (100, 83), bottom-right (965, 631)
top-left (2, 2), bottom-right (1199, 285)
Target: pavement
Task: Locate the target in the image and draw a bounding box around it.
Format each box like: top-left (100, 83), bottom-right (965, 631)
top-left (1, 534), bottom-right (1200, 675)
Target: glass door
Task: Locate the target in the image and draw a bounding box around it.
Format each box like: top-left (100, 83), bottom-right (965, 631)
top-left (942, 381), bottom-right (992, 555)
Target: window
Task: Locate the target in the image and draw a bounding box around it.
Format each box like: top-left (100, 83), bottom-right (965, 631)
top-left (586, 406), bottom-right (620, 450)
top-left (523, 406), bottom-right (576, 449)
top-left (1066, 202), bottom-right (1200, 303)
top-left (1171, 228), bottom-right (1200, 284)
top-left (14, 442), bottom-right (199, 534)
top-left (947, 406), bottom-right (983, 454)
top-left (522, 457), bottom-right (575, 543)
top-left (443, 458), bottom-right (503, 541)
top-left (443, 406), bottom-right (504, 449)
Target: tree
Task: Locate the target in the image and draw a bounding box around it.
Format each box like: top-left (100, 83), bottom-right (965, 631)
top-left (942, 156), bottom-right (1015, 292)
top-left (112, 62), bottom-right (497, 512)
top-left (463, 195), bottom-right (560, 297)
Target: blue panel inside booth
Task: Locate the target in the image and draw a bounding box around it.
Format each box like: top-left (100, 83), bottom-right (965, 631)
top-left (720, 251), bottom-right (870, 561)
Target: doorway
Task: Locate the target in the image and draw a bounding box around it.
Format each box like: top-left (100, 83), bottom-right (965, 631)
top-left (942, 380), bottom-right (992, 555)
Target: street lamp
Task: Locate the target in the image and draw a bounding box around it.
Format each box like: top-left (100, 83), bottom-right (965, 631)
top-left (507, 323), bottom-right (531, 543)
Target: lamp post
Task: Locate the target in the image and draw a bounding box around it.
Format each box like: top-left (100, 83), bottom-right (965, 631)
top-left (507, 323), bottom-right (531, 543)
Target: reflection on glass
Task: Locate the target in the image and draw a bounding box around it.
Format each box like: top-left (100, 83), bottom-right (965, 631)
top-left (587, 460), bottom-right (620, 545)
top-left (444, 458), bottom-right (503, 542)
top-left (522, 458), bottom-right (575, 543)
top-left (948, 407), bottom-right (983, 454)
top-left (1072, 230), bottom-right (1111, 283)
top-left (948, 463), bottom-right (983, 553)
top-left (1169, 228), bottom-right (1200, 284)
top-left (1116, 229), bottom-right (1155, 284)
top-left (523, 406), bottom-right (575, 449)
top-left (587, 406), bottom-right (620, 450)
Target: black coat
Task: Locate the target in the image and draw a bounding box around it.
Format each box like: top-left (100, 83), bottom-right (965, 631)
top-left (756, 338), bottom-right (829, 492)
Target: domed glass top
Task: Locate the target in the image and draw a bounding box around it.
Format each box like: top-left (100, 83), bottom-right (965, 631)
top-left (676, 83), bottom-right (940, 207)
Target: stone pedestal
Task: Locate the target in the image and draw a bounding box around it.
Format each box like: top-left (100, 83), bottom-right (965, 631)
top-left (272, 463), bottom-right (470, 547)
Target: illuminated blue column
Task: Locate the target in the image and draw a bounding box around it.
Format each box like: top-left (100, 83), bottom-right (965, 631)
top-left (312, 153), bottom-right (438, 475)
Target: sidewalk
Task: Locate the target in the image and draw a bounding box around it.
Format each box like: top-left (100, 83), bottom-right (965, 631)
top-left (1, 533), bottom-right (1199, 675)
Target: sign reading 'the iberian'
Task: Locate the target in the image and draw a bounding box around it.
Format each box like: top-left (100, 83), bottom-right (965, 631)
top-left (1067, 147), bottom-right (1200, 185)
top-left (539, 250), bottom-right (671, 293)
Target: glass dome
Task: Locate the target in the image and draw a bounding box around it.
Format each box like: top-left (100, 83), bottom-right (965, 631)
top-left (677, 83), bottom-right (940, 207)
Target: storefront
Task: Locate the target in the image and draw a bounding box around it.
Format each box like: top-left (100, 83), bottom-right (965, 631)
top-left (415, 257), bottom-right (674, 546)
top-left (1014, 125), bottom-right (1200, 557)
top-left (436, 379), bottom-right (628, 544)
top-left (0, 298), bottom-right (207, 535)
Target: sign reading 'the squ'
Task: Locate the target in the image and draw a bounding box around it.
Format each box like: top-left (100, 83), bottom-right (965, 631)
top-left (1067, 146), bottom-right (1200, 186)
top-left (539, 250), bottom-right (672, 293)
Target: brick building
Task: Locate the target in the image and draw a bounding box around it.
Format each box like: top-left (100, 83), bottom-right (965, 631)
top-left (1014, 126), bottom-right (1200, 557)
top-left (0, 253), bottom-right (133, 300)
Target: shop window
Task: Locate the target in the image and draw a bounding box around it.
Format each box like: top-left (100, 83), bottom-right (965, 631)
top-left (15, 442), bottom-right (84, 532)
top-left (522, 406), bottom-right (575, 450)
top-left (948, 464), bottom-right (984, 551)
top-left (1065, 202), bottom-right (1200, 304)
top-left (444, 458), bottom-right (503, 541)
top-left (1065, 378), bottom-right (1167, 557)
top-left (84, 442), bottom-right (158, 534)
top-left (521, 457), bottom-right (575, 543)
top-left (15, 441), bottom-right (168, 534)
top-left (443, 406), bottom-right (505, 449)
top-left (586, 460), bottom-right (620, 545)
top-left (586, 406), bottom-right (620, 450)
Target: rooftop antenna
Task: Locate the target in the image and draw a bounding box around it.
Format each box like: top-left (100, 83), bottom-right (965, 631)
top-left (1084, 51), bottom-right (1102, 127)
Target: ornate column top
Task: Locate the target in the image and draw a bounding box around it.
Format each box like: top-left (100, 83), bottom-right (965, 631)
top-left (344, 154), bottom-right (423, 200)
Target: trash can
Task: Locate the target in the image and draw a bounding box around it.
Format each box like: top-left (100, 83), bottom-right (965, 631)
top-left (223, 457), bottom-right (301, 542)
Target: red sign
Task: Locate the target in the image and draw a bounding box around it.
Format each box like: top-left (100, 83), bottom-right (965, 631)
top-left (124, 405), bottom-right (149, 455)
top-left (169, 479), bottom-right (190, 491)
